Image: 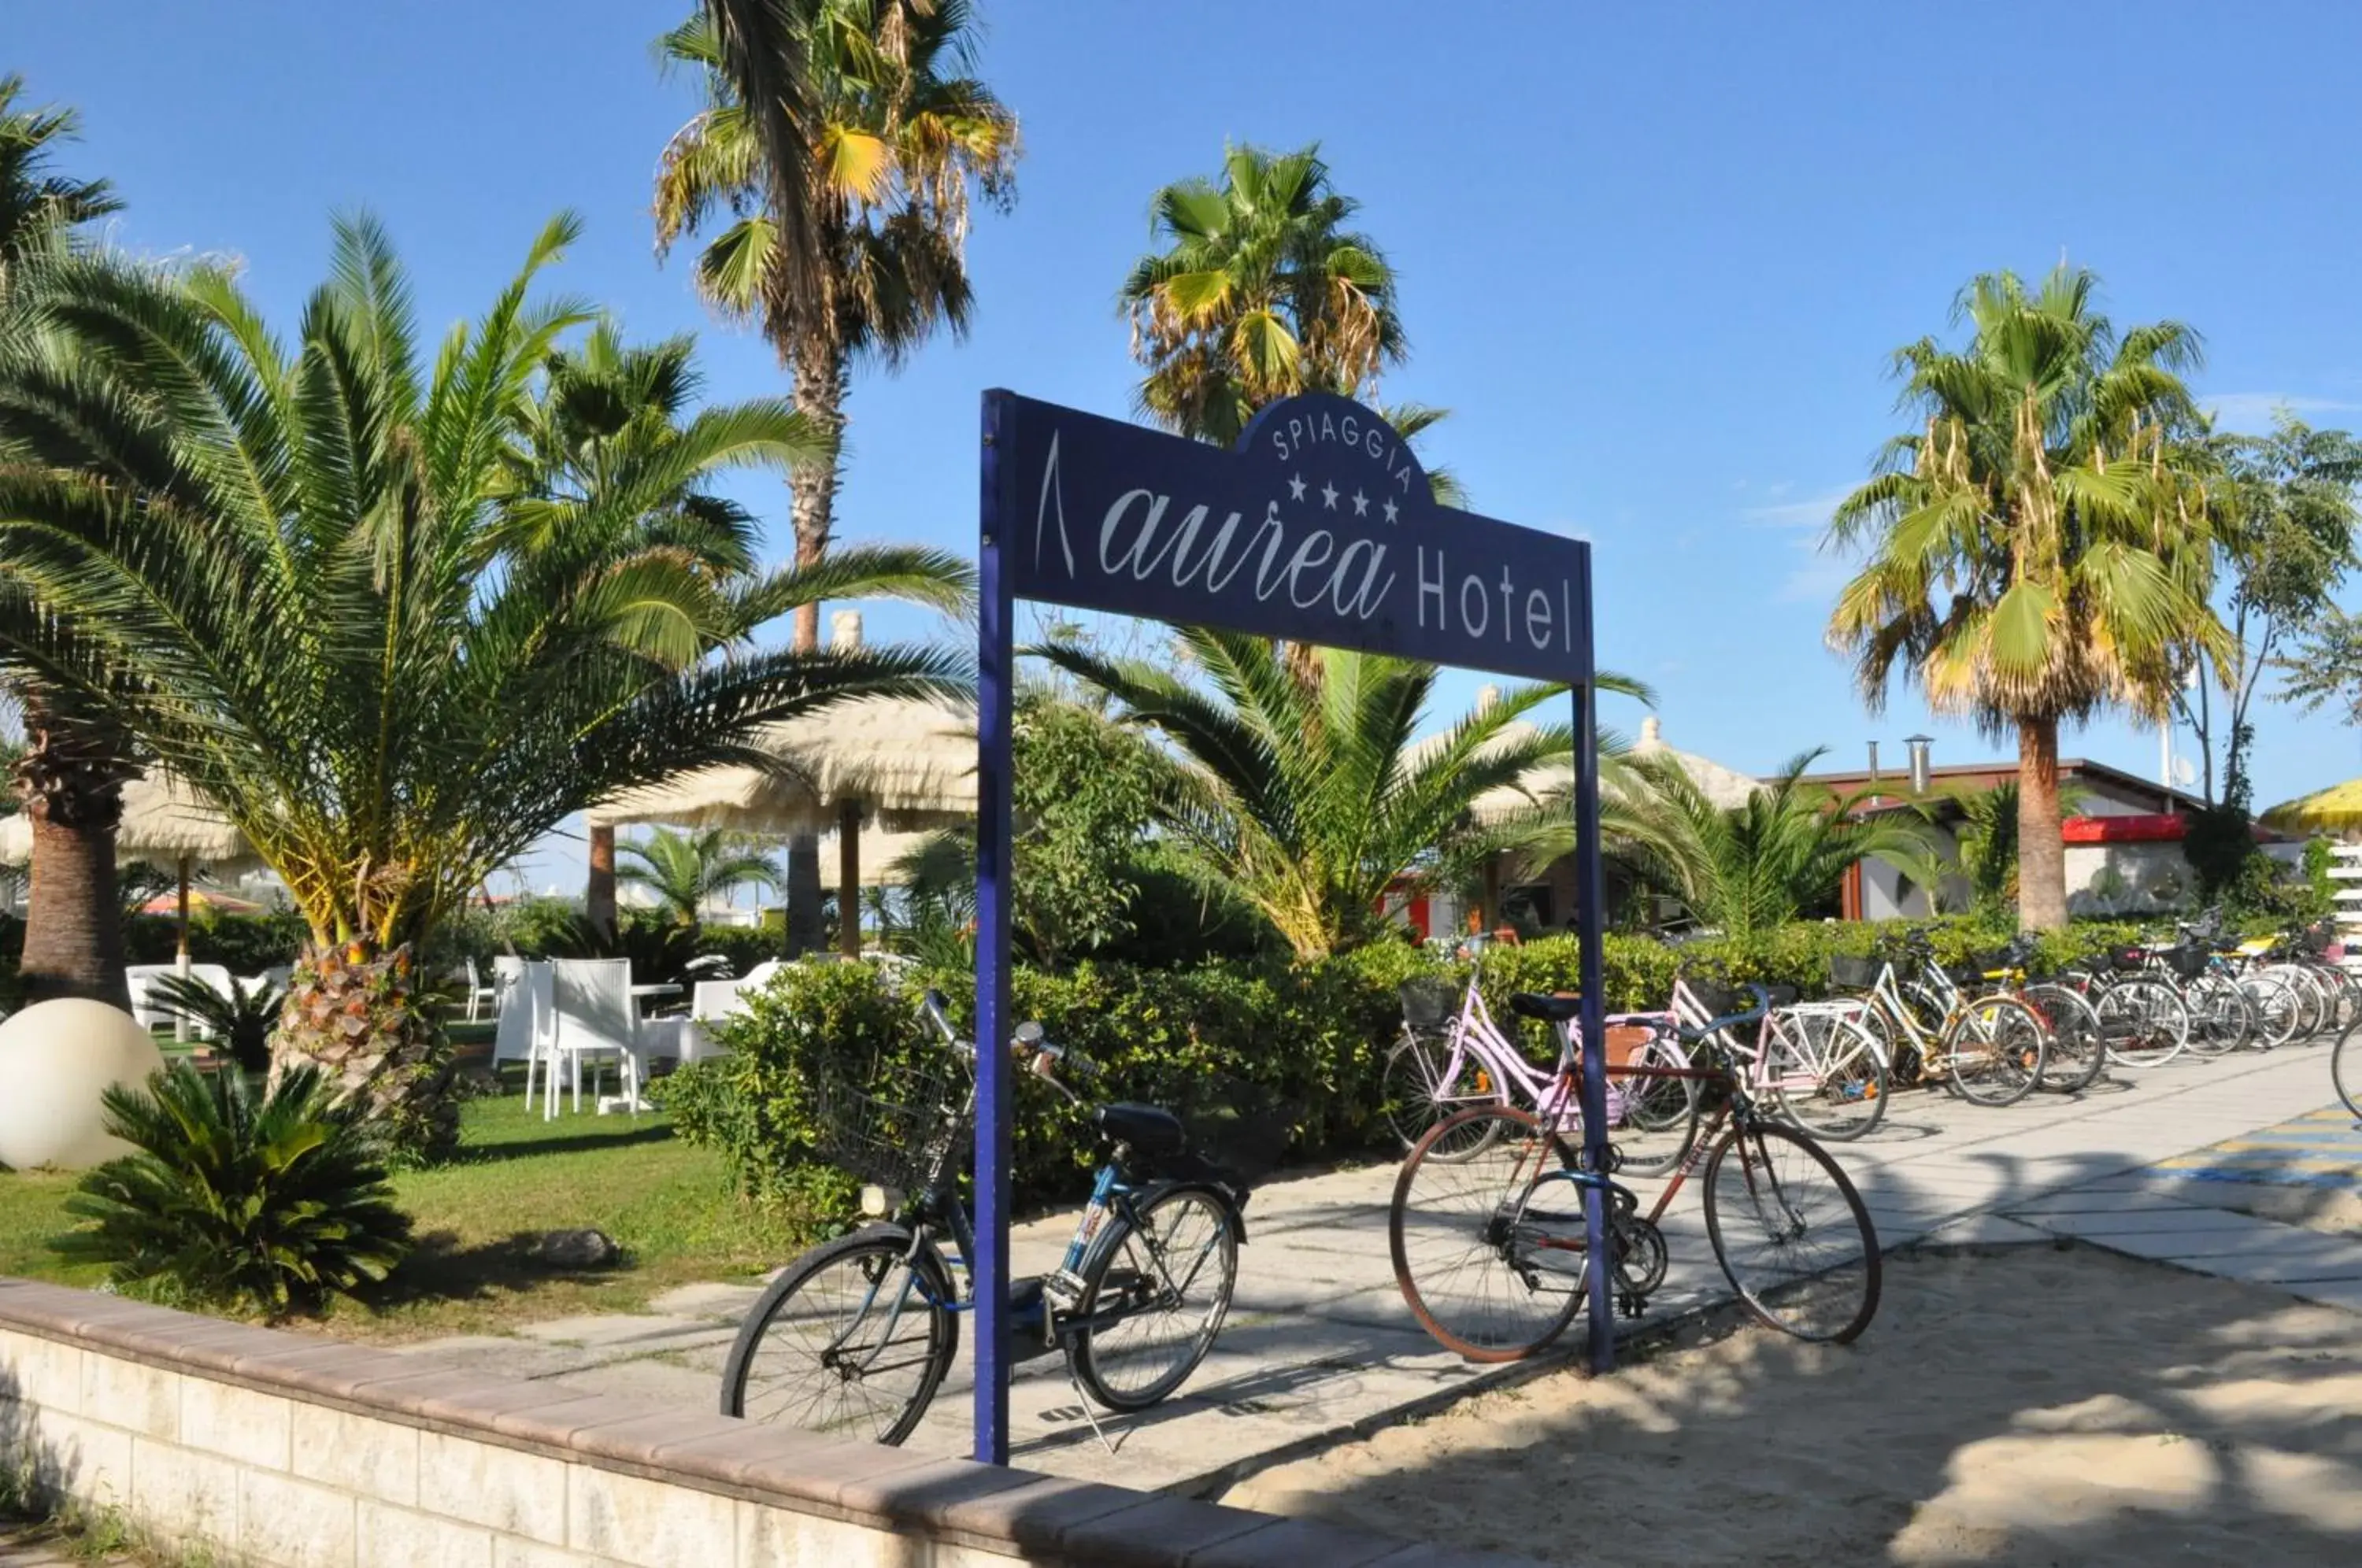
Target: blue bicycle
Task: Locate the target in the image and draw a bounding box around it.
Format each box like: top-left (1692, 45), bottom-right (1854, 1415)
top-left (718, 990), bottom-right (1252, 1445)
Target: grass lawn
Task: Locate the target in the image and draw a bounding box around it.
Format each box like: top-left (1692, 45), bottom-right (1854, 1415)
top-left (0, 1084), bottom-right (813, 1344)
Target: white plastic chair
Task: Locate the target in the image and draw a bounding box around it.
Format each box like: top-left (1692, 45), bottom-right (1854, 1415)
top-left (124, 964), bottom-right (178, 1031)
top-left (462, 957), bottom-right (499, 1023)
top-left (547, 958), bottom-right (644, 1118)
top-left (494, 960), bottom-right (553, 1104)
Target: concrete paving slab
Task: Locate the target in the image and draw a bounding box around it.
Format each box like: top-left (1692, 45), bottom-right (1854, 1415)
top-left (646, 1281), bottom-right (765, 1318)
top-left (1915, 1212), bottom-right (2053, 1248)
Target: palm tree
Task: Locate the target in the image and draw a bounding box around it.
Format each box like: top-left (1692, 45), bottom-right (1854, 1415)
top-left (0, 216), bottom-right (970, 1156)
top-left (0, 76), bottom-right (131, 1006)
top-left (1620, 750), bottom-right (1931, 939)
top-left (1826, 266), bottom-right (2227, 929)
top-left (1035, 629), bottom-right (1586, 960)
top-left (657, 2), bottom-right (1016, 949)
top-left (1120, 143), bottom-right (1405, 450)
top-left (508, 320), bottom-right (798, 934)
top-left (616, 827), bottom-right (781, 926)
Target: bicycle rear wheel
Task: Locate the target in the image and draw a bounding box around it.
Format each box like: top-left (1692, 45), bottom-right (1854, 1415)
top-left (720, 1229), bottom-right (957, 1447)
top-left (1070, 1186), bottom-right (1239, 1411)
top-left (1389, 1106), bottom-right (1586, 1362)
top-left (1943, 995), bottom-right (2045, 1107)
top-left (2242, 973), bottom-right (2301, 1049)
top-left (1768, 1011), bottom-right (1887, 1141)
top-left (1702, 1122), bottom-right (1881, 1343)
top-left (2180, 974), bottom-right (2251, 1056)
top-left (2096, 978), bottom-right (2188, 1069)
top-left (1610, 1037), bottom-right (1701, 1178)
top-left (2021, 983), bottom-right (2106, 1092)
top-left (2335, 1021), bottom-right (2362, 1120)
top-left (1379, 1031), bottom-right (1505, 1160)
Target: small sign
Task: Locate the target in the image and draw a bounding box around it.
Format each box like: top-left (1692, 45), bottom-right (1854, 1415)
top-left (994, 390), bottom-right (1591, 682)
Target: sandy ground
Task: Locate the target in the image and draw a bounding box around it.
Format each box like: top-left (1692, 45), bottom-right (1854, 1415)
top-left (1224, 1245), bottom-right (2362, 1566)
top-left (2186, 1181), bottom-right (2362, 1237)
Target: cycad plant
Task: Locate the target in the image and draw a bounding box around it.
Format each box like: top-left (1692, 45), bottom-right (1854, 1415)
top-left (150, 972), bottom-right (287, 1075)
top-left (1622, 750), bottom-right (1933, 939)
top-left (1827, 265), bottom-right (2227, 928)
top-left (55, 1062), bottom-right (412, 1317)
top-left (1034, 630), bottom-right (1579, 960)
top-left (0, 216), bottom-right (969, 1156)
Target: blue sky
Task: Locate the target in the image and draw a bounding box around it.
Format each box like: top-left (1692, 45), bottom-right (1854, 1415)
top-left (15, 1), bottom-right (2362, 893)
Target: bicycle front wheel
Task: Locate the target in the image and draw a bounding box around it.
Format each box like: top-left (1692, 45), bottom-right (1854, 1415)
top-left (2243, 973), bottom-right (2302, 1049)
top-left (1071, 1186), bottom-right (1239, 1411)
top-left (1768, 1011), bottom-right (1888, 1142)
top-left (1390, 1106), bottom-right (1586, 1362)
top-left (1944, 995), bottom-right (2046, 1107)
top-left (1703, 1122), bottom-right (1881, 1344)
top-left (1379, 1031), bottom-right (1505, 1160)
top-left (2022, 983), bottom-right (2107, 1093)
top-left (2096, 978), bottom-right (2188, 1070)
top-left (2180, 974), bottom-right (2249, 1056)
top-left (720, 1229), bottom-right (957, 1447)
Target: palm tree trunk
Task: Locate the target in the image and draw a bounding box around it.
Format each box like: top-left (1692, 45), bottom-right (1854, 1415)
top-left (783, 346), bottom-right (846, 955)
top-left (277, 940), bottom-right (459, 1160)
top-left (586, 824), bottom-right (617, 940)
top-left (9, 705), bottom-right (131, 1008)
top-left (2016, 716), bottom-right (2069, 931)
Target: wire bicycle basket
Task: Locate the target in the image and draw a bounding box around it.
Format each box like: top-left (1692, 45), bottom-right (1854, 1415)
top-left (809, 1047), bottom-right (968, 1193)
top-left (1828, 954), bottom-right (1883, 989)
top-left (1398, 978), bottom-right (1461, 1031)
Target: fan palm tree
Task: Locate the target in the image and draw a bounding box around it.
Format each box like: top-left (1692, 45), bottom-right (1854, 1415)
top-left (617, 827), bottom-right (781, 926)
top-left (654, 0), bottom-right (1016, 945)
top-left (1620, 749), bottom-right (1932, 939)
top-left (0, 76), bottom-right (132, 1006)
top-left (1121, 143), bottom-right (1405, 450)
top-left (0, 215), bottom-right (970, 1156)
top-left (1036, 629), bottom-right (1596, 960)
top-left (1826, 266), bottom-right (2227, 929)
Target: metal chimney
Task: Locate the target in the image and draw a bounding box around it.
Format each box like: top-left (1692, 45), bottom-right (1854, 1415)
top-left (1905, 734), bottom-right (1934, 796)
top-left (1866, 740), bottom-right (1881, 784)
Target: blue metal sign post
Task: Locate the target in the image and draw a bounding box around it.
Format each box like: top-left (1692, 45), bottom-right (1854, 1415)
top-left (972, 387), bottom-right (1612, 1464)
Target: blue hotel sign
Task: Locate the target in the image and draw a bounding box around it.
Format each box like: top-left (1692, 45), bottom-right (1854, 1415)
top-left (968, 388), bottom-right (1611, 1467)
top-left (994, 390), bottom-right (1593, 682)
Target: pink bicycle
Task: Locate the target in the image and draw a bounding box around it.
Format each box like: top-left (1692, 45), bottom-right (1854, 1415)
top-left (1382, 949), bottom-right (1699, 1176)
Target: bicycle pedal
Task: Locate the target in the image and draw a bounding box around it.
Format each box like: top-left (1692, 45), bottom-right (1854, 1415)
top-left (1617, 1292), bottom-right (1648, 1318)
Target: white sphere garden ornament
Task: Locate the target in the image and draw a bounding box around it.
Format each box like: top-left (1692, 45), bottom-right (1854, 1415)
top-left (0, 1000), bottom-right (169, 1170)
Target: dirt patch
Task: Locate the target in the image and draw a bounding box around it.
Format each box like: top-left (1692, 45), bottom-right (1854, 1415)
top-left (1224, 1246), bottom-right (2362, 1566)
top-left (2175, 1180), bottom-right (2362, 1237)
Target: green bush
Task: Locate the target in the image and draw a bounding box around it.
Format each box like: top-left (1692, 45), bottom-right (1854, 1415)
top-left (665, 912), bottom-right (2201, 1219)
top-left (54, 1063), bottom-right (412, 1316)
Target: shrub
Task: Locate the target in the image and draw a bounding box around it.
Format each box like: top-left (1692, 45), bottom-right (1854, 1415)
top-left (54, 1063), bottom-right (413, 1316)
top-left (149, 972), bottom-right (286, 1074)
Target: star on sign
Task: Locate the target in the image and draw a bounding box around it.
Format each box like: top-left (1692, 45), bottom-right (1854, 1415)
top-left (1288, 473), bottom-right (1308, 502)
top-left (1351, 489), bottom-right (1368, 517)
top-left (1320, 480), bottom-right (1339, 510)
top-left (1382, 496), bottom-right (1400, 524)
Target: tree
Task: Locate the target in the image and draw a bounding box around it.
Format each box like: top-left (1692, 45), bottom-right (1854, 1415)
top-left (1035, 629), bottom-right (1591, 960)
top-left (616, 827), bottom-right (781, 926)
top-left (1620, 750), bottom-right (1931, 939)
top-left (0, 76), bottom-right (135, 1006)
top-left (2178, 414), bottom-right (2362, 804)
top-left (1121, 142), bottom-right (1405, 449)
top-left (2280, 608), bottom-right (2362, 726)
top-left (654, 0), bottom-right (1017, 951)
top-left (0, 216), bottom-right (969, 1156)
top-left (1827, 266), bottom-right (2227, 930)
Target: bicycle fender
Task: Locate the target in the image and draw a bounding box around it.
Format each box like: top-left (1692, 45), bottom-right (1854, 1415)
top-left (1134, 1180), bottom-right (1250, 1246)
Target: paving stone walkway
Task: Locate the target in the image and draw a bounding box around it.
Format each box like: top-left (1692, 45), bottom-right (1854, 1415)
top-left (394, 1043), bottom-right (2356, 1496)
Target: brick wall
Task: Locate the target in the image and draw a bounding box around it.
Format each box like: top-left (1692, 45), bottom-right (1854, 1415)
top-left (0, 1278), bottom-right (1516, 1567)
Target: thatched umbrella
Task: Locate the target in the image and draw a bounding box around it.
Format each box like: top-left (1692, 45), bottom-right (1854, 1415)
top-left (2261, 778), bottom-right (2362, 838)
top-left (1, 771), bottom-right (259, 1037)
top-left (589, 677), bottom-right (974, 954)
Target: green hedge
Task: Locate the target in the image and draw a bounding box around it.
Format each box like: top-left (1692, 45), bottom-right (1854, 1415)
top-left (665, 915), bottom-right (2179, 1221)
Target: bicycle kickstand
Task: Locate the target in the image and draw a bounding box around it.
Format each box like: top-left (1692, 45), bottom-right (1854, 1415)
top-left (1061, 1362), bottom-right (1123, 1456)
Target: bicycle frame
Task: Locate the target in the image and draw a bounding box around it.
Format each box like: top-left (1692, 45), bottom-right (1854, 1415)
top-left (1412, 953), bottom-right (1668, 1130)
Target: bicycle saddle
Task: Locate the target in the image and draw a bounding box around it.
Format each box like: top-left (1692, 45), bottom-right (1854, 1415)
top-left (1094, 1102), bottom-right (1187, 1159)
top-left (1764, 984), bottom-right (1800, 1007)
top-left (1509, 992), bottom-right (1585, 1023)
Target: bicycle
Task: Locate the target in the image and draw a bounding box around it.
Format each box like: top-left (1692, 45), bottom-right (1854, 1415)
top-left (1668, 971), bottom-right (1890, 1143)
top-left (1388, 986), bottom-right (1881, 1361)
top-left (1381, 948), bottom-right (1698, 1175)
top-left (718, 990), bottom-right (1252, 1445)
top-left (1826, 937), bottom-right (2048, 1107)
top-left (2334, 1015), bottom-right (2362, 1121)
top-left (1960, 935), bottom-right (2108, 1094)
